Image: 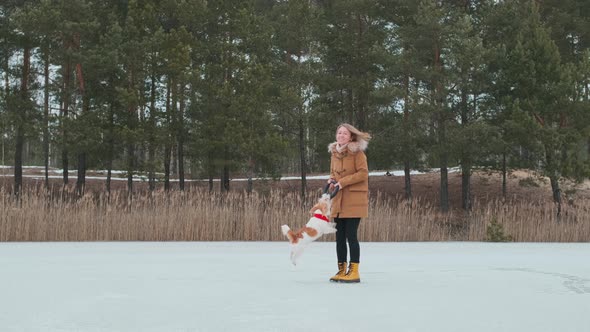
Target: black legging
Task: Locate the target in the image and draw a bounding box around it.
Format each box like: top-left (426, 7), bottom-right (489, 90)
top-left (335, 218), bottom-right (360, 263)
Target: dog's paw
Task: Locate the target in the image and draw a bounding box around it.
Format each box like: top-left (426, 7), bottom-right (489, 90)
top-left (325, 222), bottom-right (338, 234)
top-left (290, 246), bottom-right (303, 266)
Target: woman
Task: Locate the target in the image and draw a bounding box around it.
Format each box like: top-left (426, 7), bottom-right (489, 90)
top-left (327, 123), bottom-right (371, 283)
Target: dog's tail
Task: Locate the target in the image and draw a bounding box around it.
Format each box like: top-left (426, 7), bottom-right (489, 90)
top-left (281, 225), bottom-right (290, 237)
top-left (281, 225), bottom-right (296, 244)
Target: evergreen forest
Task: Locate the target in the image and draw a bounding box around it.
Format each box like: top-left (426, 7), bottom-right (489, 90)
top-left (2, 0), bottom-right (590, 213)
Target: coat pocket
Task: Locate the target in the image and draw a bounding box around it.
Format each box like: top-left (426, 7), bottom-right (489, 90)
top-left (346, 189), bottom-right (368, 207)
top-left (348, 182), bottom-right (368, 192)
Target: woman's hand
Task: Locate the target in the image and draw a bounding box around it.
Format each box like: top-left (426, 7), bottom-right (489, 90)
top-left (328, 179), bottom-right (341, 190)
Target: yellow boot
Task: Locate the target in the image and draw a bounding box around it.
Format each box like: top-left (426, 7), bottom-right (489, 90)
top-left (340, 262), bottom-right (360, 283)
top-left (329, 262), bottom-right (347, 282)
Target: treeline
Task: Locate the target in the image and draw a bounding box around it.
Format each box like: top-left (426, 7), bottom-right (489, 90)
top-left (1, 0), bottom-right (589, 211)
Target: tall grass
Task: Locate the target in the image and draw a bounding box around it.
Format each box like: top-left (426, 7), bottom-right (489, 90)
top-left (1, 187), bottom-right (589, 242)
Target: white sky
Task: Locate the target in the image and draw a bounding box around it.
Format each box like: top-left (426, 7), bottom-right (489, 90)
top-left (0, 242), bottom-right (589, 332)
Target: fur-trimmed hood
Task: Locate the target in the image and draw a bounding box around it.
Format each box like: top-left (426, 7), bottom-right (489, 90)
top-left (328, 139), bottom-right (368, 154)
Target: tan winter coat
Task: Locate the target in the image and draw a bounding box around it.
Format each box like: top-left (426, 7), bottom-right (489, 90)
top-left (328, 139), bottom-right (369, 219)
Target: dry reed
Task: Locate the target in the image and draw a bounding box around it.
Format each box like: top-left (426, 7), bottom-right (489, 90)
top-left (1, 187), bottom-right (589, 242)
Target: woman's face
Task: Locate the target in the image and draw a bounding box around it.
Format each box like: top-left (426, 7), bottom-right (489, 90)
top-left (336, 126), bottom-right (352, 146)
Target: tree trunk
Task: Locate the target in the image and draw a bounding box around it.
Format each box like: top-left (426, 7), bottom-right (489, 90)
top-left (178, 83), bottom-right (185, 191)
top-left (545, 146), bottom-right (562, 218)
top-left (347, 88), bottom-right (354, 124)
top-left (404, 161), bottom-right (412, 201)
top-left (502, 151), bottom-right (507, 198)
top-left (549, 174), bottom-right (561, 217)
top-left (461, 164), bottom-right (471, 211)
top-left (126, 68), bottom-right (136, 198)
top-left (438, 123), bottom-right (449, 212)
top-left (178, 142), bottom-right (185, 190)
top-left (76, 152), bottom-right (86, 196)
top-left (439, 149), bottom-right (449, 213)
top-left (434, 44), bottom-right (448, 212)
top-left (171, 82), bottom-right (178, 177)
top-left (460, 90), bottom-right (471, 211)
top-left (171, 144), bottom-right (178, 176)
top-left (221, 164), bottom-right (230, 192)
top-left (164, 145), bottom-right (171, 191)
top-left (43, 52), bottom-right (50, 189)
top-left (106, 101), bottom-right (115, 195)
top-left (76, 93), bottom-right (88, 197)
top-left (403, 74), bottom-right (412, 201)
top-left (247, 158), bottom-right (254, 194)
top-left (3, 56), bottom-right (8, 96)
top-left (2, 57), bottom-right (7, 174)
top-left (14, 126), bottom-right (23, 196)
top-left (221, 147), bottom-right (230, 192)
top-left (127, 128), bottom-right (135, 198)
top-left (164, 81), bottom-right (171, 191)
top-left (148, 74), bottom-right (157, 191)
top-left (62, 58), bottom-right (71, 185)
top-left (127, 143), bottom-right (134, 197)
top-left (584, 75), bottom-right (589, 101)
top-left (14, 46), bottom-right (30, 197)
top-left (298, 116), bottom-right (307, 201)
top-left (355, 13), bottom-right (367, 129)
top-left (355, 86), bottom-right (367, 130)
top-left (148, 145), bottom-right (156, 191)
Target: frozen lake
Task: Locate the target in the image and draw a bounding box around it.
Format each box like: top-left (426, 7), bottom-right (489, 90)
top-left (0, 242), bottom-right (589, 332)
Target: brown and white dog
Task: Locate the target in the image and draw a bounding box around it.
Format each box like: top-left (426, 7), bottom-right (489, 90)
top-left (281, 193), bottom-right (337, 266)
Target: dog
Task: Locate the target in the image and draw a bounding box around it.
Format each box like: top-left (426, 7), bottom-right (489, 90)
top-left (281, 193), bottom-right (337, 266)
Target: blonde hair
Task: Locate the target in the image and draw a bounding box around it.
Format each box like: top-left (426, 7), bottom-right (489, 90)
top-left (337, 123), bottom-right (372, 142)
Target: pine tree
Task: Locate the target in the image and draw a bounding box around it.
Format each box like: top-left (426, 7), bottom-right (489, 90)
top-left (0, 4), bottom-right (14, 177)
top-left (445, 3), bottom-right (490, 211)
top-left (195, 0), bottom-right (285, 192)
top-left (312, 0), bottom-right (391, 182)
top-left (381, 0), bottom-right (431, 201)
top-left (499, 1), bottom-right (587, 214)
top-left (409, 0), bottom-right (454, 212)
top-left (537, 0), bottom-right (590, 63)
top-left (117, 0), bottom-right (150, 197)
top-left (95, 14), bottom-right (126, 195)
top-left (14, 1), bottom-right (60, 189)
top-left (8, 3), bottom-right (40, 197)
top-left (271, 0), bottom-right (320, 199)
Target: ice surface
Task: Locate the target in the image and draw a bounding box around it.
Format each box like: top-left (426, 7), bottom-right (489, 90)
top-left (0, 242), bottom-right (588, 332)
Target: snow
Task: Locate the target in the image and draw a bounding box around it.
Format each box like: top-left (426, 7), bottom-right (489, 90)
top-left (0, 165), bottom-right (461, 182)
top-left (0, 242), bottom-right (588, 332)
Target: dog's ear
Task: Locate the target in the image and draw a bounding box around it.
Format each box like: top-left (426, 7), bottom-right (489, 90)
top-left (309, 203), bottom-right (320, 215)
top-left (322, 203), bottom-right (327, 216)
top-left (317, 201), bottom-right (328, 216)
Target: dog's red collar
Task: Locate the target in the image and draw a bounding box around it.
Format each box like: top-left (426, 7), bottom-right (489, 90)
top-left (314, 214), bottom-right (330, 222)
